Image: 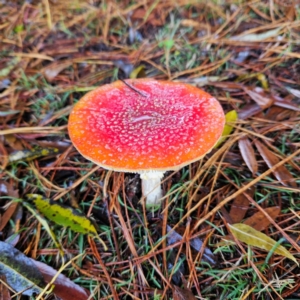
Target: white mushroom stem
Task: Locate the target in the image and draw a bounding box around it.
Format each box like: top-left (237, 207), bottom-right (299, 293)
top-left (140, 171), bottom-right (165, 206)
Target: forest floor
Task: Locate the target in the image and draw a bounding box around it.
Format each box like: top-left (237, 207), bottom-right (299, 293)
top-left (0, 1), bottom-right (300, 299)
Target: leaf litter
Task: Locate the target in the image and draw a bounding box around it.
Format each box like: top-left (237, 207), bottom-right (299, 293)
top-left (0, 1), bottom-right (300, 299)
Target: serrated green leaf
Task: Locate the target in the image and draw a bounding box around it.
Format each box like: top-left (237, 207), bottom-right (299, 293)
top-left (27, 194), bottom-right (97, 235)
top-left (214, 110), bottom-right (238, 148)
top-left (0, 241), bottom-right (45, 296)
top-left (229, 223), bottom-right (298, 265)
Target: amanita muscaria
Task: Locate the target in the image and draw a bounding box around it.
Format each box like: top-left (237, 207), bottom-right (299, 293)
top-left (68, 79), bottom-right (225, 206)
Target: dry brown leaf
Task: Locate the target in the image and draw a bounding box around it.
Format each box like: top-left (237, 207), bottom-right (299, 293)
top-left (238, 137), bottom-right (258, 175)
top-left (244, 87), bottom-right (274, 109)
top-left (0, 202), bottom-right (19, 232)
top-left (166, 225), bottom-right (216, 265)
top-left (32, 260), bottom-right (89, 300)
top-left (0, 182), bottom-right (19, 231)
top-left (265, 106), bottom-right (293, 121)
top-left (285, 5), bottom-right (297, 21)
top-left (4, 134), bottom-right (23, 151)
top-left (229, 188), bottom-right (253, 224)
top-left (238, 103), bottom-right (262, 120)
top-left (131, 6), bottom-right (167, 26)
top-left (254, 140), bottom-right (297, 187)
top-left (243, 206), bottom-right (281, 231)
top-left (173, 286), bottom-right (197, 300)
top-left (41, 61), bottom-right (73, 81)
top-left (274, 98), bottom-right (300, 112)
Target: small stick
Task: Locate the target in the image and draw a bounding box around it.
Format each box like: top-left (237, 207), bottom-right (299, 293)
top-left (120, 79), bottom-right (148, 98)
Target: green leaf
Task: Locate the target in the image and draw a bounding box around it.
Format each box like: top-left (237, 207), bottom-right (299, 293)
top-left (229, 223), bottom-right (298, 265)
top-left (22, 201), bottom-right (64, 256)
top-left (214, 110), bottom-right (238, 148)
top-left (0, 241), bottom-right (45, 296)
top-left (27, 194), bottom-right (97, 235)
top-left (129, 65), bottom-right (146, 79)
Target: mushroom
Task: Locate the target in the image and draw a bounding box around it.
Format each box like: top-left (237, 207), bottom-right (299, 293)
top-left (68, 79), bottom-right (225, 207)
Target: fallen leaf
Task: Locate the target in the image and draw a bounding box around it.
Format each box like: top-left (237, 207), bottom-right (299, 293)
top-left (42, 61), bottom-right (73, 81)
top-left (26, 194), bottom-right (107, 250)
top-left (238, 137), bottom-right (258, 175)
top-left (166, 225), bottom-right (216, 265)
top-left (27, 194), bottom-right (97, 235)
top-left (129, 65), bottom-right (146, 79)
top-left (4, 134), bottom-right (23, 151)
top-left (254, 140), bottom-right (297, 187)
top-left (274, 98), bottom-right (300, 112)
top-left (243, 207), bottom-right (281, 232)
top-left (265, 106), bottom-right (292, 121)
top-left (0, 241), bottom-right (45, 296)
top-left (173, 285), bottom-right (197, 300)
top-left (215, 110), bottom-right (238, 148)
top-left (131, 7), bottom-right (167, 26)
top-left (256, 73), bottom-right (269, 90)
top-left (229, 223), bottom-right (298, 264)
top-left (8, 147), bottom-right (59, 163)
top-left (238, 103), bottom-right (262, 120)
top-left (223, 206), bottom-right (281, 244)
top-left (244, 87), bottom-right (274, 109)
top-left (22, 201), bottom-right (64, 255)
top-left (32, 260), bottom-right (89, 300)
top-left (0, 202), bottom-right (19, 232)
top-left (0, 182), bottom-right (19, 231)
top-left (229, 188), bottom-right (253, 224)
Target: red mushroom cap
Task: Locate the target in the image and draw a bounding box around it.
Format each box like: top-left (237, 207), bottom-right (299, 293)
top-left (68, 79), bottom-right (225, 172)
